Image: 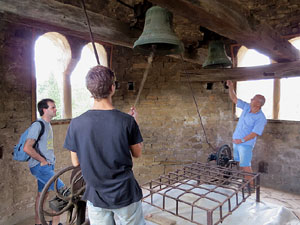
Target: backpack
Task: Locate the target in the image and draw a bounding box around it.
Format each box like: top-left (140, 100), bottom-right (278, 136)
top-left (13, 120), bottom-right (45, 162)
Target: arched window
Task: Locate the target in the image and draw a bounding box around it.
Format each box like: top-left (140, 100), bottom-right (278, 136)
top-left (35, 36), bottom-right (110, 119)
top-left (71, 43), bottom-right (108, 117)
top-left (236, 39), bottom-right (300, 121)
top-left (35, 32), bottom-right (71, 119)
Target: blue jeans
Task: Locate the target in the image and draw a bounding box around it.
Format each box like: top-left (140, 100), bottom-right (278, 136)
top-left (87, 200), bottom-right (145, 225)
top-left (30, 164), bottom-right (64, 192)
top-left (233, 143), bottom-right (253, 167)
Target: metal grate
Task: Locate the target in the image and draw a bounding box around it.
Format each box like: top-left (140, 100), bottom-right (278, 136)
top-left (142, 162), bottom-right (260, 225)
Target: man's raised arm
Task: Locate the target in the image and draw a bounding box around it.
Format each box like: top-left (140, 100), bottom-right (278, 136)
top-left (226, 80), bottom-right (238, 104)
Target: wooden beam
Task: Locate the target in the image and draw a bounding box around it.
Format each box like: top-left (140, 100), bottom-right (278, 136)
top-left (0, 0), bottom-right (298, 67)
top-left (149, 0), bottom-right (300, 62)
top-left (0, 0), bottom-right (208, 64)
top-left (0, 0), bottom-right (139, 48)
top-left (273, 79), bottom-right (280, 120)
top-left (180, 60), bottom-right (300, 82)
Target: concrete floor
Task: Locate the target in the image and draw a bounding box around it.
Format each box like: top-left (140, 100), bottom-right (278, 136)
top-left (258, 186), bottom-right (300, 220)
top-left (10, 187), bottom-right (299, 225)
top-left (13, 186), bottom-right (300, 225)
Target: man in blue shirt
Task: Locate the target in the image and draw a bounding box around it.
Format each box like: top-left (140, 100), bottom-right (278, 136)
top-left (226, 80), bottom-right (267, 188)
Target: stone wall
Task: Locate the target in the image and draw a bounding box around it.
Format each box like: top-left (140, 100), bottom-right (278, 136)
top-left (0, 20), bottom-right (73, 224)
top-left (0, 19), bottom-right (300, 224)
top-left (111, 47), bottom-right (234, 183)
top-left (254, 121), bottom-right (300, 193)
top-left (240, 0), bottom-right (300, 36)
top-left (0, 20), bottom-right (37, 224)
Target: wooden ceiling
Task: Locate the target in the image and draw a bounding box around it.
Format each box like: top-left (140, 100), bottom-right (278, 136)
top-left (1, 0), bottom-right (300, 81)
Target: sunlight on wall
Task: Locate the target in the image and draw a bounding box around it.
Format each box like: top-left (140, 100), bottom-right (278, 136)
top-left (236, 39), bottom-right (300, 121)
top-left (237, 46), bottom-right (271, 67)
top-left (71, 43), bottom-right (108, 117)
top-left (279, 37), bottom-right (300, 121)
top-left (35, 38), bottom-right (108, 119)
top-left (35, 32), bottom-right (71, 119)
top-left (236, 46), bottom-right (273, 119)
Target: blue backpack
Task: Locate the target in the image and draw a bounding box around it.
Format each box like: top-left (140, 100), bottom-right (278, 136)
top-left (13, 121), bottom-right (45, 162)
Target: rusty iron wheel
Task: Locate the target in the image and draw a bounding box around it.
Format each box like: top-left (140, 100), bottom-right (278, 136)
top-left (38, 166), bottom-right (87, 225)
top-left (216, 144), bottom-right (232, 167)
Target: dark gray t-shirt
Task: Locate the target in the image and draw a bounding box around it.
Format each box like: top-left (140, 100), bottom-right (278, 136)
top-left (27, 119), bottom-right (56, 168)
top-left (64, 109), bottom-right (143, 209)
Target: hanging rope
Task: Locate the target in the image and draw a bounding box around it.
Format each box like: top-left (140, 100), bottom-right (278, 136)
top-left (80, 0), bottom-right (100, 65)
top-left (180, 55), bottom-right (215, 151)
top-left (134, 51), bottom-right (154, 107)
top-left (80, 0), bottom-right (154, 108)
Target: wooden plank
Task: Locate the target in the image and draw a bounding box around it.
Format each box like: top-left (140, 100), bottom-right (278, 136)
top-left (149, 0), bottom-right (300, 62)
top-left (180, 60), bottom-right (300, 82)
top-left (145, 214), bottom-right (177, 225)
top-left (0, 0), bottom-right (139, 48)
top-left (2, 0), bottom-right (297, 66)
top-left (0, 0), bottom-right (208, 64)
top-left (273, 79), bottom-right (280, 120)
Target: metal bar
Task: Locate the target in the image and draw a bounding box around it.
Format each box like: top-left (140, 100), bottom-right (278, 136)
top-left (207, 210), bottom-right (213, 225)
top-left (256, 174), bottom-right (260, 202)
top-left (142, 162), bottom-right (260, 225)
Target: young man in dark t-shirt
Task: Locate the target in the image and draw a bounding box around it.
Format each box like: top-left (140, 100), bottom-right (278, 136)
top-left (64, 65), bottom-right (145, 225)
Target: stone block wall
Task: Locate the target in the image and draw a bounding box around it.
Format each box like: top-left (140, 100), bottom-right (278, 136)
top-left (254, 121), bottom-right (300, 193)
top-left (239, 0), bottom-right (300, 36)
top-left (0, 20), bottom-right (37, 224)
top-left (0, 20), bottom-right (72, 224)
top-left (111, 46), bottom-right (234, 183)
top-left (0, 19), bottom-right (300, 224)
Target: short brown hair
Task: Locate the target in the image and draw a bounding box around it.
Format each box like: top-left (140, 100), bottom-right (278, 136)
top-left (86, 65), bottom-right (115, 99)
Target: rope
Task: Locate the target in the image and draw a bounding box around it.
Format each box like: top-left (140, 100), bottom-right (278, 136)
top-left (180, 54), bottom-right (215, 151)
top-left (134, 51), bottom-right (154, 107)
top-left (80, 0), bottom-right (100, 65)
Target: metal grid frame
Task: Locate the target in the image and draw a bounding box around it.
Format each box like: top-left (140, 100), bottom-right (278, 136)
top-left (142, 162), bottom-right (260, 225)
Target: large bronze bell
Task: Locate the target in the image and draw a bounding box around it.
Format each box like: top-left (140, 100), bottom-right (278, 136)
top-left (202, 40), bottom-right (232, 69)
top-left (133, 6), bottom-right (183, 55)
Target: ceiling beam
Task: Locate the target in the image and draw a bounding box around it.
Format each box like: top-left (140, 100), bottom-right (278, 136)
top-left (2, 0), bottom-right (298, 68)
top-left (0, 0), bottom-right (207, 64)
top-left (0, 0), bottom-right (139, 48)
top-left (149, 0), bottom-right (300, 63)
top-left (180, 60), bottom-right (300, 82)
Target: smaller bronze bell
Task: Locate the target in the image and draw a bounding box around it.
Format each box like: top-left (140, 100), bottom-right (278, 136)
top-left (133, 6), bottom-right (183, 55)
top-left (202, 40), bottom-right (232, 69)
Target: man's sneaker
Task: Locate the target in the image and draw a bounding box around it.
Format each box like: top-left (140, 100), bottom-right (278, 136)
top-left (49, 186), bottom-right (71, 212)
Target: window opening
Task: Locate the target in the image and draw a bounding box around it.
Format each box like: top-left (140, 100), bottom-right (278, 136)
top-left (71, 42), bottom-right (108, 117)
top-left (127, 82), bottom-right (134, 91)
top-left (236, 46), bottom-right (273, 119)
top-left (35, 32), bottom-right (71, 120)
top-left (279, 37), bottom-right (300, 121)
top-left (236, 40), bottom-right (300, 121)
